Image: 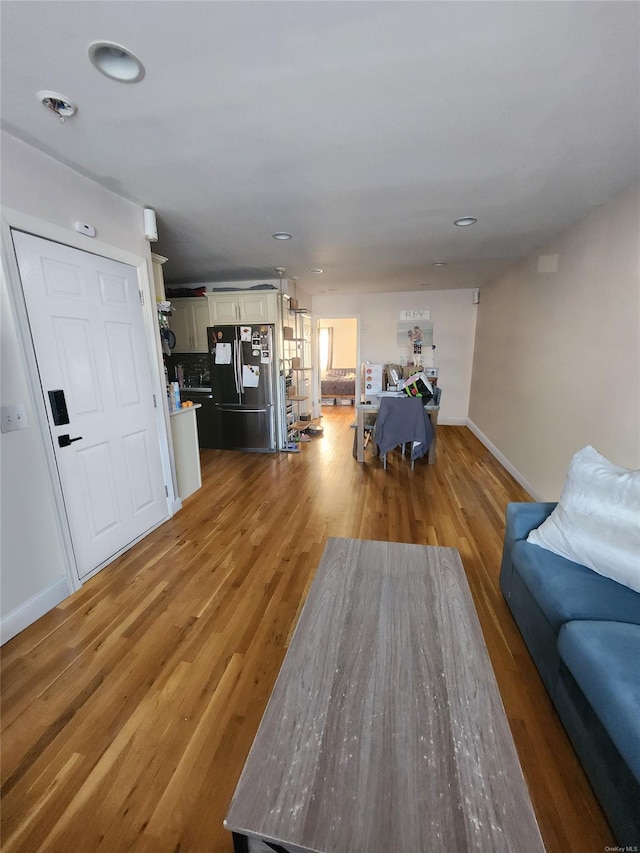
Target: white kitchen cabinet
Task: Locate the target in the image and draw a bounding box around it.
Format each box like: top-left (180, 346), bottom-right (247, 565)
top-left (170, 289), bottom-right (281, 352)
top-left (208, 295), bottom-right (238, 323)
top-left (169, 405), bottom-right (202, 499)
top-left (169, 298), bottom-right (211, 352)
top-left (238, 292), bottom-right (277, 323)
top-left (151, 253), bottom-right (168, 302)
top-left (208, 291), bottom-right (278, 324)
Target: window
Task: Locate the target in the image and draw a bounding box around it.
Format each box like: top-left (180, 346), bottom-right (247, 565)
top-left (319, 326), bottom-right (333, 373)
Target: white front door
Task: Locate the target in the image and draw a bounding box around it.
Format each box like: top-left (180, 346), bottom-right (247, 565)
top-left (12, 231), bottom-right (168, 581)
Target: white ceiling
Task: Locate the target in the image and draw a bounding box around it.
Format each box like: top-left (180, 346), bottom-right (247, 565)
top-left (1, 1), bottom-right (639, 295)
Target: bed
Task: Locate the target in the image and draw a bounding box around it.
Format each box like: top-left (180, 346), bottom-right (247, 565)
top-left (321, 368), bottom-right (356, 404)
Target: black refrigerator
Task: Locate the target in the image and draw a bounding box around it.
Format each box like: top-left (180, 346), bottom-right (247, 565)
top-left (207, 325), bottom-right (277, 452)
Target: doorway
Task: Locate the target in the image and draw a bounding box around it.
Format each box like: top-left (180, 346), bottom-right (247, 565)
top-left (12, 230), bottom-right (170, 582)
top-left (315, 316), bottom-right (359, 417)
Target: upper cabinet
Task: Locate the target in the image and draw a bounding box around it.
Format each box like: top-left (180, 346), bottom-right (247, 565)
top-left (208, 291), bottom-right (278, 324)
top-left (208, 294), bottom-right (239, 324)
top-left (168, 290), bottom-right (282, 353)
top-left (151, 253), bottom-right (168, 302)
top-left (169, 298), bottom-right (211, 352)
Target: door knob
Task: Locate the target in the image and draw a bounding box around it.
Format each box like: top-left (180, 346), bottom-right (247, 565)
top-left (58, 434), bottom-right (83, 447)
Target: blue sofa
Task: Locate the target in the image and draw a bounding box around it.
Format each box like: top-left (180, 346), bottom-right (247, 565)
top-left (500, 502), bottom-right (640, 845)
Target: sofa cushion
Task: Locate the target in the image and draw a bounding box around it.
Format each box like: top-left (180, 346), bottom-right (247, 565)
top-left (557, 621), bottom-right (640, 782)
top-left (512, 539), bottom-right (640, 632)
top-left (527, 446), bottom-right (640, 593)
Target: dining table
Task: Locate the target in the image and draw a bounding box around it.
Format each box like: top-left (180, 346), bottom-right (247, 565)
top-left (355, 396), bottom-right (440, 464)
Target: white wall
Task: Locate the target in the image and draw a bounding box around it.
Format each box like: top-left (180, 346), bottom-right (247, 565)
top-left (469, 184), bottom-right (640, 499)
top-left (0, 132), bottom-right (160, 637)
top-left (312, 289), bottom-right (478, 423)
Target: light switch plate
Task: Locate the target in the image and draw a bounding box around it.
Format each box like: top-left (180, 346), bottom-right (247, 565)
top-left (1, 403), bottom-right (29, 433)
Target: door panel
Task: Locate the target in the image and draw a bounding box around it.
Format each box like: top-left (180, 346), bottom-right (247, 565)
top-left (54, 317), bottom-right (103, 414)
top-left (192, 300), bottom-right (211, 351)
top-left (216, 405), bottom-right (275, 451)
top-left (42, 256), bottom-right (85, 299)
top-left (123, 429), bottom-right (157, 512)
top-left (12, 230), bottom-right (169, 580)
top-left (77, 441), bottom-right (120, 537)
top-left (168, 300), bottom-right (193, 351)
top-left (209, 326), bottom-right (241, 404)
top-left (209, 296), bottom-right (238, 323)
top-left (106, 322), bottom-right (141, 407)
top-left (237, 293), bottom-right (268, 322)
top-left (239, 335), bottom-right (274, 408)
top-left (99, 271), bottom-right (130, 305)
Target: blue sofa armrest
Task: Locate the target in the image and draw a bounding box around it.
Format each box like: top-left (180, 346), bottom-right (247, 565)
top-left (506, 501), bottom-right (558, 540)
top-left (500, 502), bottom-right (557, 598)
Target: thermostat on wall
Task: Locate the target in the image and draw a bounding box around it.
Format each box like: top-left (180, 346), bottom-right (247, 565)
top-left (74, 221), bottom-right (96, 237)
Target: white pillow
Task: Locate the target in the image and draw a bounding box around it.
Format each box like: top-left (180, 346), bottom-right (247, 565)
top-left (526, 446), bottom-right (640, 593)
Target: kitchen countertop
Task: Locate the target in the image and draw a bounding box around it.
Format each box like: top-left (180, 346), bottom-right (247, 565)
top-left (169, 403), bottom-right (202, 417)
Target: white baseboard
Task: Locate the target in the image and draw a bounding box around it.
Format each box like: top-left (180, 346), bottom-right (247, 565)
top-left (0, 576), bottom-right (69, 645)
top-left (466, 419), bottom-right (543, 501)
top-left (439, 416), bottom-right (468, 426)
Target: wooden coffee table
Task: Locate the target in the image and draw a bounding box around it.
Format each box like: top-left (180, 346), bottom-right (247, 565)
top-left (225, 538), bottom-right (545, 852)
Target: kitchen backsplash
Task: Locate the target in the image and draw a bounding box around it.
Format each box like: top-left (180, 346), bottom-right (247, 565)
top-left (165, 352), bottom-right (210, 387)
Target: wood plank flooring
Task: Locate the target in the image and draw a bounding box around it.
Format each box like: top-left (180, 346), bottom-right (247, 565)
top-left (1, 407), bottom-right (614, 852)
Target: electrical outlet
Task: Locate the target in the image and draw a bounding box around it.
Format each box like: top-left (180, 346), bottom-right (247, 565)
top-left (1, 403), bottom-right (29, 433)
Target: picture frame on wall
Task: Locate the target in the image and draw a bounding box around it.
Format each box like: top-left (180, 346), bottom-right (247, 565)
top-left (397, 321), bottom-right (433, 347)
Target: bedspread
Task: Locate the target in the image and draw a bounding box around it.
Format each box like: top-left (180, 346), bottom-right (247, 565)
top-left (321, 368), bottom-right (356, 397)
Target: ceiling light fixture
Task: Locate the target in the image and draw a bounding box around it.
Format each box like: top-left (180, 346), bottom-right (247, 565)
top-left (38, 90), bottom-right (77, 122)
top-left (310, 268), bottom-right (324, 274)
top-left (432, 262), bottom-right (447, 267)
top-left (454, 217), bottom-right (477, 227)
top-left (88, 41), bottom-right (145, 83)
top-left (275, 267), bottom-right (286, 295)
top-left (272, 232), bottom-right (292, 240)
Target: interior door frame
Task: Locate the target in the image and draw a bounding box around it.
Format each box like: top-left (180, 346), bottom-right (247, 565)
top-left (312, 313), bottom-right (361, 419)
top-left (1, 207), bottom-right (178, 592)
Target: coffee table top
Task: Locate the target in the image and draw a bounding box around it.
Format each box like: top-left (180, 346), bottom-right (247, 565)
top-left (225, 538), bottom-right (545, 852)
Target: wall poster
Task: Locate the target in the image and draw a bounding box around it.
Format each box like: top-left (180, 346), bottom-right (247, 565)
top-left (396, 320), bottom-right (434, 348)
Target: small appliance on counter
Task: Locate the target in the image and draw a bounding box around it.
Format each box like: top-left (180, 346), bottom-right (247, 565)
top-left (361, 363), bottom-right (384, 397)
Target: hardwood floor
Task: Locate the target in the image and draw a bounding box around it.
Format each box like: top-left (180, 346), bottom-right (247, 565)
top-left (1, 407), bottom-right (614, 852)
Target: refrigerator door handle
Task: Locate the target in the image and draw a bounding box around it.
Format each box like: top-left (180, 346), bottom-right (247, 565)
top-left (235, 338), bottom-right (244, 394)
top-left (218, 406), bottom-right (269, 414)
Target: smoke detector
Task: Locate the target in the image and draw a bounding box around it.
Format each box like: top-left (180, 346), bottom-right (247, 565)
top-left (38, 91), bottom-right (77, 122)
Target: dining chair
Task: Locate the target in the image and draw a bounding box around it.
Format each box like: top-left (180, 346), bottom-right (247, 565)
top-left (373, 396), bottom-right (434, 470)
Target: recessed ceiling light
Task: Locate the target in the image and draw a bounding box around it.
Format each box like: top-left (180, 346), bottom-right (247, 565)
top-left (38, 90), bottom-right (77, 121)
top-left (272, 232), bottom-right (292, 240)
top-left (454, 217), bottom-right (477, 227)
top-left (88, 41), bottom-right (145, 83)
top-left (310, 269), bottom-right (324, 274)
top-left (432, 262), bottom-right (447, 267)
